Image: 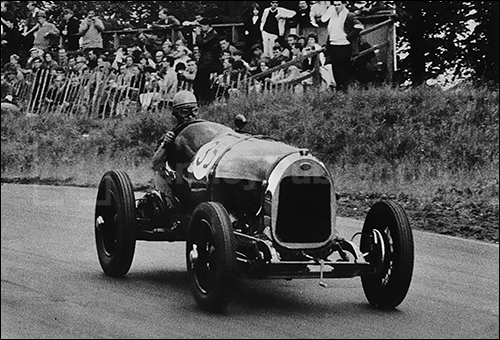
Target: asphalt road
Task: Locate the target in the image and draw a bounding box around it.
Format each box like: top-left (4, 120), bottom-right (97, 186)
top-left (1, 184), bottom-right (498, 339)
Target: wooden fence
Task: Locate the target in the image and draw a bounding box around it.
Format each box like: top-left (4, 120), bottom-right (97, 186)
top-left (9, 56), bottom-right (324, 118)
top-left (10, 69), bottom-right (192, 118)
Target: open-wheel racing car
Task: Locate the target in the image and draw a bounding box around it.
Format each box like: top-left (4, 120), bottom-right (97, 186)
top-left (94, 117), bottom-right (414, 313)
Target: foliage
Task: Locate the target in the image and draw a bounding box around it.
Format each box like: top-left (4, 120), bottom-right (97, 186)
top-left (199, 86), bottom-right (499, 174)
top-left (395, 1), bottom-right (499, 86)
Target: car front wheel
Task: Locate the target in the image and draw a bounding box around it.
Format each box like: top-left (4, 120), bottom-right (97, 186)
top-left (95, 170), bottom-right (137, 277)
top-left (186, 202), bottom-right (237, 313)
top-left (361, 200), bottom-right (414, 309)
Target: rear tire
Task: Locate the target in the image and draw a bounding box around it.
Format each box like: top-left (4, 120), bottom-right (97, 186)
top-left (186, 202), bottom-right (237, 313)
top-left (95, 170), bottom-right (137, 277)
top-left (361, 200), bottom-right (414, 309)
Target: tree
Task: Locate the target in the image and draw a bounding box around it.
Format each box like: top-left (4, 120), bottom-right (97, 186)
top-left (395, 1), bottom-right (498, 86)
top-left (465, 2), bottom-right (499, 84)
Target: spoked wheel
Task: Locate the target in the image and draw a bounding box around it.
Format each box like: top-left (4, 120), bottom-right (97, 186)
top-left (95, 170), bottom-right (137, 277)
top-left (186, 202), bottom-right (237, 313)
top-left (360, 200), bottom-right (414, 309)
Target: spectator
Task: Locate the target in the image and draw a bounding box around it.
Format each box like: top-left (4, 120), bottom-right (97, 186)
top-left (293, 0), bottom-right (315, 37)
top-left (153, 50), bottom-right (165, 71)
top-left (242, 3), bottom-right (262, 62)
top-left (158, 55), bottom-right (178, 106)
top-left (232, 50), bottom-right (250, 71)
top-left (152, 6), bottom-right (184, 43)
top-left (86, 49), bottom-right (99, 70)
top-left (173, 44), bottom-right (191, 69)
top-left (139, 52), bottom-right (156, 74)
top-left (3, 54), bottom-right (25, 81)
top-left (297, 35), bottom-right (307, 48)
top-left (274, 38), bottom-right (290, 60)
top-left (182, 14), bottom-right (203, 50)
top-left (321, 0), bottom-right (363, 91)
top-left (153, 7), bottom-right (181, 28)
top-left (250, 58), bottom-right (271, 92)
top-left (25, 47), bottom-right (43, 70)
top-left (269, 44), bottom-right (287, 69)
top-left (21, 1), bottom-right (42, 52)
top-left (191, 45), bottom-right (201, 63)
top-left (59, 8), bottom-right (80, 53)
top-left (306, 32), bottom-right (335, 89)
top-left (1, 66), bottom-right (19, 105)
top-left (193, 17), bottom-right (223, 106)
top-left (41, 51), bottom-right (59, 72)
top-left (183, 59), bottom-right (198, 84)
top-left (136, 31), bottom-right (161, 56)
top-left (310, 1), bottom-right (331, 45)
top-left (97, 54), bottom-right (112, 72)
top-left (74, 54), bottom-right (89, 74)
top-left (248, 43), bottom-right (264, 75)
top-left (123, 54), bottom-right (135, 72)
top-left (182, 14), bottom-right (203, 28)
top-left (260, 1), bottom-right (296, 58)
top-left (79, 10), bottom-right (105, 56)
top-left (32, 11), bottom-right (60, 53)
top-left (139, 74), bottom-right (161, 111)
top-left (215, 56), bottom-right (237, 100)
top-left (1, 1), bottom-right (21, 65)
top-left (65, 55), bottom-right (77, 73)
top-left (286, 33), bottom-right (299, 50)
top-left (178, 58), bottom-right (197, 90)
top-left (175, 62), bottom-right (187, 88)
top-left (219, 37), bottom-right (238, 56)
top-left (220, 50), bottom-right (232, 64)
top-left (306, 33), bottom-right (326, 65)
top-left (43, 73), bottom-right (67, 113)
top-left (161, 39), bottom-right (175, 57)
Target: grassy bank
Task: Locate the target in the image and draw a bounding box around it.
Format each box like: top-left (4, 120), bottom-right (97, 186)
top-left (2, 84), bottom-right (498, 242)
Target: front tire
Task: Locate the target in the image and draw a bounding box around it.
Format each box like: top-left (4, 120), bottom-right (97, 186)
top-left (186, 202), bottom-right (237, 313)
top-left (361, 200), bottom-right (414, 309)
top-left (95, 170), bottom-right (137, 277)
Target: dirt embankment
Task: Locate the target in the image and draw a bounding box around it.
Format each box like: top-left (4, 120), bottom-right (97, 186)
top-left (336, 192), bottom-right (499, 244)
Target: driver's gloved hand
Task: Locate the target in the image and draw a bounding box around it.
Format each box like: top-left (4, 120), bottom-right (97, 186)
top-left (162, 131), bottom-right (175, 148)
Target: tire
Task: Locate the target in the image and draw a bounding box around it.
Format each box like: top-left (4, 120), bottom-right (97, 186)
top-left (360, 200), bottom-right (414, 309)
top-left (186, 202), bottom-right (237, 313)
top-left (95, 170), bottom-right (137, 277)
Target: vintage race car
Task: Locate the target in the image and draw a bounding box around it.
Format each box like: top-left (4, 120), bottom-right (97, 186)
top-left (94, 118), bottom-right (414, 313)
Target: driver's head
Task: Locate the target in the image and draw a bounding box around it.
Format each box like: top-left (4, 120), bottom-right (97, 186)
top-left (172, 90), bottom-right (198, 123)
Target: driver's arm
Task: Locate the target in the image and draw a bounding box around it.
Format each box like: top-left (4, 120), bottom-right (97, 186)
top-left (152, 131), bottom-right (176, 172)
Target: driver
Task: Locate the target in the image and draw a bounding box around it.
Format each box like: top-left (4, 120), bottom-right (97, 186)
top-left (152, 90), bottom-right (199, 210)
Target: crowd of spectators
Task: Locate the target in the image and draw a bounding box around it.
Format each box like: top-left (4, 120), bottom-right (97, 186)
top-left (1, 1), bottom-right (392, 115)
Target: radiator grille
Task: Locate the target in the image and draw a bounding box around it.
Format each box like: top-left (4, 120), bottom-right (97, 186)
top-left (275, 177), bottom-right (331, 244)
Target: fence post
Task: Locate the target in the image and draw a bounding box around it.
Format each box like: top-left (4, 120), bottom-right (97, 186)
top-left (113, 33), bottom-right (120, 50)
top-left (386, 20), bottom-right (395, 85)
top-left (312, 54), bottom-right (321, 87)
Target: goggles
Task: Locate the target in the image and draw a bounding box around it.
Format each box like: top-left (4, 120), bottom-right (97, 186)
top-left (174, 106), bottom-right (198, 118)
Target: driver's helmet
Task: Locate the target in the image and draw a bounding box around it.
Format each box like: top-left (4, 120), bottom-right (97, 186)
top-left (172, 90), bottom-right (198, 118)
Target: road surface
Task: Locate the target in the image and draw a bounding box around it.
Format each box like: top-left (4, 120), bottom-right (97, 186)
top-left (1, 184), bottom-right (498, 339)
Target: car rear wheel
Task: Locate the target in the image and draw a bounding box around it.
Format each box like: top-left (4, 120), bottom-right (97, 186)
top-left (95, 170), bottom-right (137, 277)
top-left (360, 200), bottom-right (414, 309)
top-left (186, 202), bottom-right (237, 313)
